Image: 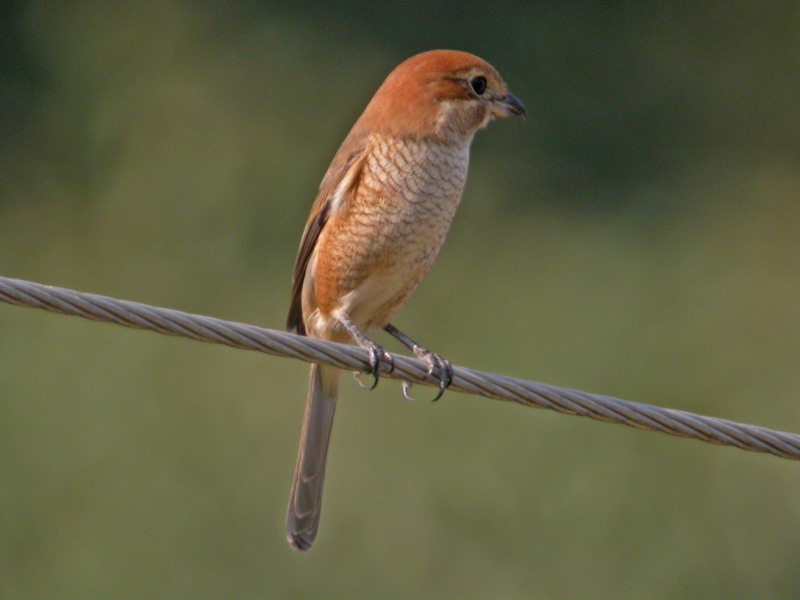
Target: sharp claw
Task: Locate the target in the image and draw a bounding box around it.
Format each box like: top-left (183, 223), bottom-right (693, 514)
top-left (401, 380), bottom-right (415, 401)
top-left (366, 345), bottom-right (381, 390)
top-left (429, 358), bottom-right (451, 402)
top-left (430, 386), bottom-right (446, 402)
top-left (353, 371), bottom-right (370, 389)
top-left (367, 372), bottom-right (380, 390)
top-left (354, 343), bottom-right (393, 391)
top-left (413, 349), bottom-right (454, 402)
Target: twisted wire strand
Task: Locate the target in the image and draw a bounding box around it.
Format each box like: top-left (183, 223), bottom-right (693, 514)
top-left (1, 275), bottom-right (798, 461)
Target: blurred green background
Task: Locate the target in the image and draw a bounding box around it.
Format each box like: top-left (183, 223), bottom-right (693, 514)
top-left (2, 1), bottom-right (799, 598)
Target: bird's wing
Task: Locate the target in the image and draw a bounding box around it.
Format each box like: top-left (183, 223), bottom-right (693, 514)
top-left (287, 140), bottom-right (368, 334)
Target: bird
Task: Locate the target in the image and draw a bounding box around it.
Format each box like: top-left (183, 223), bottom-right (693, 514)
top-left (285, 49), bottom-right (525, 551)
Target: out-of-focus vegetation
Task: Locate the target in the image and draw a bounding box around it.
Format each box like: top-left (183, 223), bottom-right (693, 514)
top-left (1, 1), bottom-right (799, 598)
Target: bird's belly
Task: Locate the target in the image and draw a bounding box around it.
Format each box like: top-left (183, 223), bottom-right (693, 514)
top-left (337, 194), bottom-right (457, 328)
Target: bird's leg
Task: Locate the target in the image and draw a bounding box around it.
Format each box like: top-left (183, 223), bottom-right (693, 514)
top-left (338, 313), bottom-right (394, 390)
top-left (384, 323), bottom-right (453, 401)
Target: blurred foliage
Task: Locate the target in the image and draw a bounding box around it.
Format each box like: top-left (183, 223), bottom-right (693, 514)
top-left (1, 1), bottom-right (799, 598)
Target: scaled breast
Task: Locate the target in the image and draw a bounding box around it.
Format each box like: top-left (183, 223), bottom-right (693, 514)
top-left (358, 134), bottom-right (471, 260)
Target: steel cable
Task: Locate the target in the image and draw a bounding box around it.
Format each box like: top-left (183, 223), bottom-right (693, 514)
top-left (1, 275), bottom-right (798, 460)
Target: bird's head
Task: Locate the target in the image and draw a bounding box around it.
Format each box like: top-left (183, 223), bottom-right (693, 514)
top-left (358, 50), bottom-right (525, 143)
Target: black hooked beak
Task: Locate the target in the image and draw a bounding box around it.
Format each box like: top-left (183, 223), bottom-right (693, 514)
top-left (491, 93), bottom-right (526, 118)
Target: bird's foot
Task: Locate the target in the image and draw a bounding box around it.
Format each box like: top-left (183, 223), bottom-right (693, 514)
top-left (403, 348), bottom-right (453, 402)
top-left (353, 340), bottom-right (395, 390)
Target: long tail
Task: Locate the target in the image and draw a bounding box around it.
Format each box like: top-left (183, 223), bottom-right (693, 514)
top-left (286, 363), bottom-right (340, 551)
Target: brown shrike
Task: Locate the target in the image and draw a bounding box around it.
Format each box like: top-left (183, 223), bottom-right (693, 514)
top-left (285, 50), bottom-right (525, 550)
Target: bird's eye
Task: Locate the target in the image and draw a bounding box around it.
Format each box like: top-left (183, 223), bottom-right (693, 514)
top-left (470, 76), bottom-right (487, 96)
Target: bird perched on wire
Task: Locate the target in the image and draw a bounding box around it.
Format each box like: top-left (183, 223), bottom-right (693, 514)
top-left (285, 49), bottom-right (525, 551)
